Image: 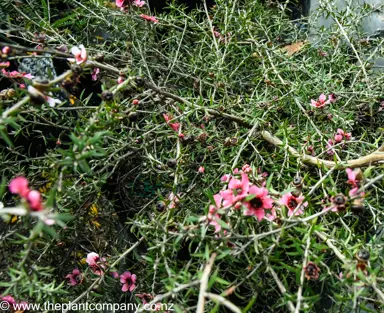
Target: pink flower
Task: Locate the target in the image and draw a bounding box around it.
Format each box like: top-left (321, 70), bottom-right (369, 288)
top-left (213, 27), bottom-right (222, 38)
top-left (116, 0), bottom-right (125, 7)
top-left (345, 132), bottom-right (352, 140)
top-left (0, 61), bottom-right (10, 68)
top-left (170, 123), bottom-right (180, 131)
top-left (9, 176), bottom-right (30, 198)
top-left (198, 166), bottom-right (205, 174)
top-left (92, 68), bottom-right (100, 81)
top-left (208, 194), bottom-right (223, 232)
top-left (334, 129), bottom-right (351, 142)
top-left (334, 130), bottom-right (343, 143)
top-left (110, 271), bottom-right (119, 279)
top-left (242, 164), bottom-right (252, 173)
top-left (220, 174), bottom-right (230, 182)
top-left (26, 190), bottom-right (43, 211)
top-left (310, 94), bottom-right (330, 108)
top-left (136, 293), bottom-right (153, 305)
top-left (243, 185), bottom-right (273, 221)
top-left (1, 295), bottom-right (16, 305)
top-left (221, 173), bottom-right (250, 206)
top-left (265, 207), bottom-right (277, 221)
top-left (117, 76), bottom-right (125, 84)
top-left (328, 94), bottom-right (337, 103)
top-left (140, 14), bottom-right (159, 24)
top-left (346, 168), bottom-right (359, 187)
top-left (68, 45), bottom-right (87, 64)
top-left (133, 0), bottom-right (145, 7)
top-left (2, 46), bottom-right (10, 54)
top-left (349, 187), bottom-right (365, 198)
top-left (280, 192), bottom-right (307, 216)
top-left (168, 192), bottom-right (180, 209)
top-left (163, 113), bottom-right (180, 133)
top-left (324, 194), bottom-right (347, 212)
top-left (120, 271), bottom-right (137, 292)
top-left (326, 139), bottom-right (335, 155)
top-left (1, 68), bottom-right (34, 79)
top-left (65, 269), bottom-right (83, 286)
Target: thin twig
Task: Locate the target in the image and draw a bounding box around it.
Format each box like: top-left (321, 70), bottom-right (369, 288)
top-left (205, 292), bottom-right (242, 313)
top-left (196, 253), bottom-right (217, 313)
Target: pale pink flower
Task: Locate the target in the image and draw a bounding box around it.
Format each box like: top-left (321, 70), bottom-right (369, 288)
top-left (168, 192), bottom-right (180, 209)
top-left (328, 94), bottom-right (337, 103)
top-left (310, 94), bottom-right (330, 108)
top-left (65, 269), bottom-right (83, 286)
top-left (92, 68), bottom-right (100, 81)
top-left (117, 76), bottom-right (125, 84)
top-left (243, 185), bottom-right (273, 221)
top-left (326, 139), bottom-right (335, 155)
top-left (0, 61), bottom-right (10, 68)
top-left (86, 252), bottom-right (100, 267)
top-left (208, 194), bottom-right (223, 232)
top-left (120, 271), bottom-right (137, 292)
top-left (140, 14), bottom-right (159, 23)
top-left (344, 132), bottom-right (352, 140)
top-left (110, 271), bottom-right (119, 279)
top-left (133, 0), bottom-right (145, 7)
top-left (2, 46), bottom-right (10, 54)
top-left (198, 166), bottom-right (205, 174)
top-left (280, 192), bottom-right (307, 216)
top-left (346, 168), bottom-right (359, 187)
top-left (86, 252), bottom-right (106, 275)
top-left (9, 176), bottom-right (30, 198)
top-left (265, 207), bottom-right (277, 221)
top-left (220, 174), bottom-right (231, 182)
top-left (27, 86), bottom-right (62, 107)
top-left (68, 45), bottom-right (87, 64)
top-left (242, 164), bottom-right (252, 173)
top-left (46, 96), bottom-right (62, 107)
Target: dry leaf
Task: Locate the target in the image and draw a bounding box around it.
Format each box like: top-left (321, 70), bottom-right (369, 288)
top-left (282, 41), bottom-right (307, 56)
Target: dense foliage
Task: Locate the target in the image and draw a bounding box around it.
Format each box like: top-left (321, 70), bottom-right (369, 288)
top-left (0, 0), bottom-right (384, 312)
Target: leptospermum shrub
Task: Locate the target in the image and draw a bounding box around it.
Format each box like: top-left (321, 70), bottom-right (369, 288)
top-left (0, 0), bottom-right (384, 312)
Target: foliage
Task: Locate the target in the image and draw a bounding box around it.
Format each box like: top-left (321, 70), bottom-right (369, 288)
top-left (0, 0), bottom-right (384, 312)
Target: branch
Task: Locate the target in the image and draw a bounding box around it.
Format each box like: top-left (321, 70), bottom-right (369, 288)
top-left (261, 130), bottom-right (384, 169)
top-left (196, 253), bottom-right (217, 313)
top-left (205, 292), bottom-right (242, 313)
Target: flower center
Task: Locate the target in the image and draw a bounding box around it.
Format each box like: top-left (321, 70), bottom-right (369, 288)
top-left (306, 264), bottom-right (316, 275)
top-left (250, 197), bottom-right (263, 209)
top-left (334, 195), bottom-right (345, 205)
top-left (288, 198), bottom-right (298, 210)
